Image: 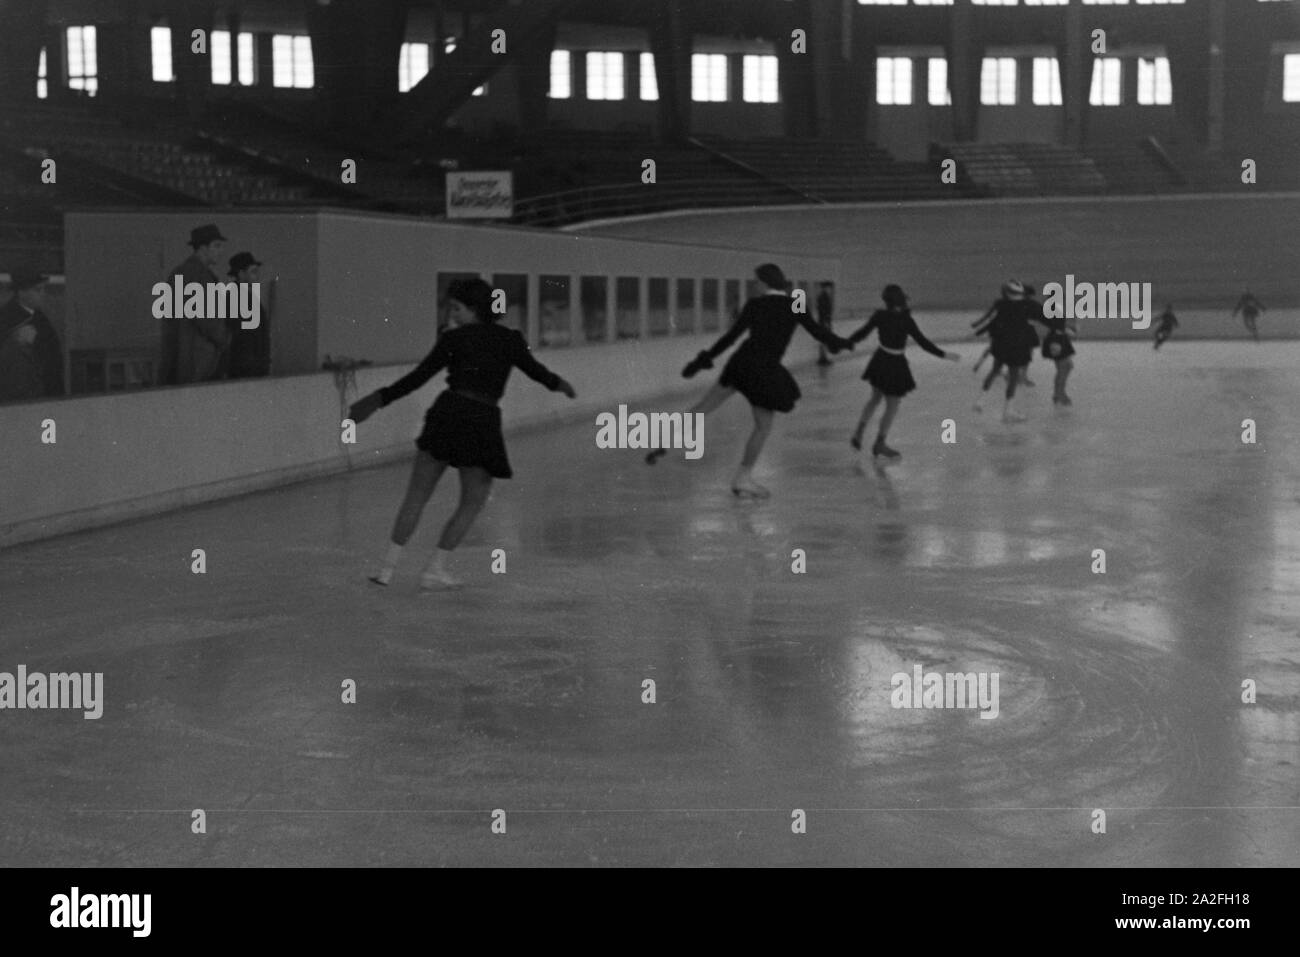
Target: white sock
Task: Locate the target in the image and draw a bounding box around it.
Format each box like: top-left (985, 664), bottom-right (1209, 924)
top-left (422, 548), bottom-right (454, 582)
top-left (374, 543), bottom-right (403, 584)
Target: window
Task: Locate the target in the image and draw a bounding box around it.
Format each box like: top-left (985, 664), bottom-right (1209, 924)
top-left (857, 1), bottom-right (907, 5)
top-left (587, 51), bottom-right (625, 100)
top-left (66, 26), bottom-right (98, 96)
top-left (980, 57), bottom-right (1016, 105)
top-left (692, 53), bottom-right (728, 102)
top-left (1025, 0), bottom-right (1068, 5)
top-left (640, 52), bottom-right (658, 101)
top-left (675, 279), bottom-right (697, 335)
top-left (1136, 57), bottom-right (1172, 104)
top-left (1286, 53), bottom-right (1300, 102)
top-left (272, 35), bottom-right (314, 89)
top-left (539, 275), bottom-right (572, 348)
top-left (1090, 57), bottom-right (1121, 105)
top-left (37, 47), bottom-right (47, 99)
top-left (877, 57), bottom-right (912, 105)
top-left (399, 42), bottom-right (430, 93)
top-left (743, 55), bottom-right (779, 103)
top-left (616, 277), bottom-right (641, 339)
top-left (1136, 0), bottom-right (1185, 5)
top-left (973, 1), bottom-right (1019, 5)
top-left (550, 50), bottom-right (571, 98)
top-left (211, 31), bottom-right (255, 86)
top-left (1032, 57), bottom-right (1061, 105)
top-left (647, 278), bottom-right (670, 335)
top-left (913, 0), bottom-right (954, 5)
top-left (1082, 0), bottom-right (1130, 5)
top-left (151, 27), bottom-right (173, 82)
top-left (701, 279), bottom-right (720, 332)
top-left (581, 276), bottom-right (609, 342)
top-left (928, 58), bottom-right (951, 106)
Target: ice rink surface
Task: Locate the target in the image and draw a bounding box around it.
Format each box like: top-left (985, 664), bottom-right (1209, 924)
top-left (2, 340), bottom-right (1297, 866)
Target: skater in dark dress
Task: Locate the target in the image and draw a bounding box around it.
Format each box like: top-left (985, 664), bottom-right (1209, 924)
top-left (1026, 284), bottom-right (1075, 405)
top-left (1233, 291), bottom-right (1264, 342)
top-left (846, 284), bottom-right (959, 459)
top-left (1153, 304), bottom-right (1178, 350)
top-left (973, 280), bottom-right (1039, 422)
top-left (349, 279), bottom-right (576, 588)
top-left (646, 263), bottom-right (853, 497)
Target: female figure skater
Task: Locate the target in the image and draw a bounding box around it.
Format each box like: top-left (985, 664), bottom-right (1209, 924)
top-left (972, 282), bottom-right (1034, 387)
top-left (847, 284), bottom-right (959, 459)
top-left (645, 263), bottom-right (852, 498)
top-left (1153, 304), bottom-right (1178, 350)
top-left (1233, 291), bottom-right (1265, 342)
top-left (348, 278), bottom-right (577, 588)
top-left (973, 279), bottom-right (1038, 422)
top-left (1027, 284), bottom-right (1075, 405)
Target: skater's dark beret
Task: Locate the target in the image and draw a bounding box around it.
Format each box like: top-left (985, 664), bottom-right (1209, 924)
top-left (755, 263), bottom-right (787, 290)
top-left (882, 284), bottom-right (908, 307)
top-left (446, 278), bottom-right (495, 323)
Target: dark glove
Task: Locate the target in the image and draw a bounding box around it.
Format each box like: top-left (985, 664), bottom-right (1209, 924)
top-left (682, 350), bottom-right (714, 378)
top-left (348, 391), bottom-right (384, 424)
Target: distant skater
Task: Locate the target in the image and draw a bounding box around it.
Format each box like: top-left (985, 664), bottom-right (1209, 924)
top-left (973, 280), bottom-right (1039, 423)
top-left (847, 284), bottom-right (959, 459)
top-left (349, 279), bottom-right (576, 588)
top-left (1153, 304), bottom-right (1178, 350)
top-left (1027, 283), bottom-right (1075, 406)
top-left (972, 282), bottom-right (1033, 386)
top-left (646, 263), bottom-right (852, 498)
top-left (1233, 291), bottom-right (1265, 342)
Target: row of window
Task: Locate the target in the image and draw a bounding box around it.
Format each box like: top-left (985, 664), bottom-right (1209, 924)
top-left (547, 51), bottom-right (778, 103)
top-left (41, 25), bottom-right (1300, 107)
top-left (878, 55), bottom-right (1172, 106)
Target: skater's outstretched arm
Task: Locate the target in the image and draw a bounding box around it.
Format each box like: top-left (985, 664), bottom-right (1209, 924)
top-left (971, 301), bottom-right (998, 330)
top-left (795, 310), bottom-right (852, 352)
top-left (702, 301), bottom-right (754, 359)
top-left (350, 337), bottom-right (452, 422)
top-left (847, 313), bottom-right (879, 346)
top-left (906, 316), bottom-right (954, 359)
top-left (510, 331), bottom-right (576, 397)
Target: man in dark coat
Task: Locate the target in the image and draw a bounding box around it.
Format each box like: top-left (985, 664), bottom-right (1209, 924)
top-left (0, 268), bottom-right (64, 402)
top-left (160, 223), bottom-right (230, 385)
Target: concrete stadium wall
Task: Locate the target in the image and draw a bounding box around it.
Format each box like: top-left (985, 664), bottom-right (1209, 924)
top-left (0, 330), bottom-right (802, 549)
top-left (574, 193), bottom-right (1300, 336)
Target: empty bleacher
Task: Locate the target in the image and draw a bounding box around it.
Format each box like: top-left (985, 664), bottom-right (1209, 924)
top-left (937, 142), bottom-right (1108, 197)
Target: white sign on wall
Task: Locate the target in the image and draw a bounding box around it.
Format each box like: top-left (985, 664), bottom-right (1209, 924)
top-left (446, 171), bottom-right (514, 219)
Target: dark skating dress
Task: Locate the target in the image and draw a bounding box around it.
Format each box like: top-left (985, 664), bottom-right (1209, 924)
top-left (1029, 299), bottom-right (1075, 360)
top-left (702, 292), bottom-right (847, 413)
top-left (377, 322), bottom-right (563, 479)
top-left (847, 308), bottom-right (948, 397)
top-left (984, 299), bottom-right (1040, 367)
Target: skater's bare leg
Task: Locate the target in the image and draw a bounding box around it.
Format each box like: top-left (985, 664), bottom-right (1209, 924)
top-left (1055, 358), bottom-right (1073, 403)
top-left (733, 405), bottom-right (774, 495)
top-left (648, 384), bottom-right (734, 463)
top-left (852, 388), bottom-right (884, 449)
top-left (371, 452), bottom-right (447, 584)
top-left (423, 467), bottom-right (493, 587)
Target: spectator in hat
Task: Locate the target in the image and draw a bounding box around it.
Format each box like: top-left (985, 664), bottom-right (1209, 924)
top-left (160, 223), bottom-right (231, 385)
top-left (226, 251), bottom-right (272, 379)
top-left (0, 267), bottom-right (64, 402)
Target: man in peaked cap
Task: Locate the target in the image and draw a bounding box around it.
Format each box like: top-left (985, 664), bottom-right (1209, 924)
top-left (160, 223), bottom-right (231, 385)
top-left (226, 251), bottom-right (272, 379)
top-left (0, 266), bottom-right (64, 402)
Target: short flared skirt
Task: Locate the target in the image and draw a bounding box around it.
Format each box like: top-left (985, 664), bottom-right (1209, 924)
top-left (415, 390), bottom-right (512, 479)
top-left (1041, 331), bottom-right (1076, 360)
top-left (719, 348), bottom-right (801, 413)
top-left (862, 349), bottom-right (917, 397)
top-left (991, 323), bottom-right (1040, 367)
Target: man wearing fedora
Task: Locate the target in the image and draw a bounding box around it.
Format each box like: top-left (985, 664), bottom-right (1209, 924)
top-left (161, 223), bottom-right (231, 385)
top-left (226, 251), bottom-right (272, 379)
top-left (0, 267), bottom-right (64, 402)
